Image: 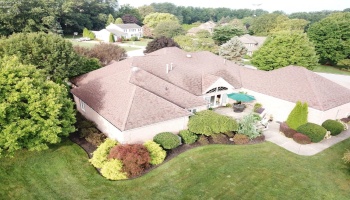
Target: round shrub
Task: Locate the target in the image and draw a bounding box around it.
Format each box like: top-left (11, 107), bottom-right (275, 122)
top-left (293, 133), bottom-right (311, 144)
top-left (297, 123), bottom-right (327, 143)
top-left (322, 119), bottom-right (344, 136)
top-left (143, 141), bottom-right (166, 165)
top-left (179, 130), bottom-right (198, 144)
top-left (108, 144), bottom-right (151, 177)
top-left (153, 132), bottom-right (181, 150)
top-left (279, 122), bottom-right (297, 138)
top-left (89, 138), bottom-right (118, 168)
top-left (197, 135), bottom-right (210, 145)
top-left (100, 159), bottom-right (128, 180)
top-left (233, 134), bottom-right (249, 145)
top-left (211, 134), bottom-right (229, 144)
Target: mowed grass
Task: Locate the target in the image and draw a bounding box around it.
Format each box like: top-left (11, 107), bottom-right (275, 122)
top-left (67, 39), bottom-right (140, 52)
top-left (1, 139), bottom-right (350, 199)
top-left (123, 39), bottom-right (151, 47)
top-left (313, 65), bottom-right (350, 76)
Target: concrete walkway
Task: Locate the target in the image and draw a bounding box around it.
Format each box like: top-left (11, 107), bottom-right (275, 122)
top-left (263, 122), bottom-right (350, 156)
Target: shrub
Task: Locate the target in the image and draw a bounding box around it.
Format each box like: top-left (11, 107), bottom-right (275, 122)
top-left (197, 135), bottom-right (210, 145)
top-left (76, 113), bottom-right (95, 129)
top-left (188, 110), bottom-right (238, 136)
top-left (343, 150), bottom-right (350, 163)
top-left (211, 134), bottom-right (229, 144)
top-left (109, 33), bottom-right (115, 43)
top-left (322, 120), bottom-right (344, 136)
top-left (279, 122), bottom-right (297, 138)
top-left (223, 131), bottom-right (234, 138)
top-left (108, 144), bottom-right (151, 177)
top-left (238, 113), bottom-right (261, 139)
top-left (80, 127), bottom-right (106, 146)
top-left (153, 132), bottom-right (181, 150)
top-left (286, 101), bottom-right (308, 130)
top-left (293, 133), bottom-right (311, 144)
top-left (233, 134), bottom-right (249, 145)
top-left (179, 130), bottom-right (198, 144)
top-left (253, 103), bottom-right (263, 112)
top-left (89, 138), bottom-right (118, 168)
top-left (143, 141), bottom-right (166, 165)
top-left (130, 36), bottom-right (139, 41)
top-left (100, 159), bottom-right (128, 180)
top-left (297, 123), bottom-right (327, 143)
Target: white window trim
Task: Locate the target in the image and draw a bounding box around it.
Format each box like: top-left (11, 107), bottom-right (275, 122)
top-left (80, 100), bottom-right (86, 112)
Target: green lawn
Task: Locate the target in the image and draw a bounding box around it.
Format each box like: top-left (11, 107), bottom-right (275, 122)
top-left (313, 65), bottom-right (350, 76)
top-left (1, 138), bottom-right (350, 199)
top-left (69, 40), bottom-right (98, 48)
top-left (123, 39), bottom-right (151, 47)
top-left (121, 46), bottom-right (141, 51)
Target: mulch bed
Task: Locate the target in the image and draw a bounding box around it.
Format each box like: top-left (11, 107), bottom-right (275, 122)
top-left (69, 133), bottom-right (266, 179)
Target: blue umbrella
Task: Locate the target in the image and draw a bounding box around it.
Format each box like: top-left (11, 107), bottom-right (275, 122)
top-left (227, 93), bottom-right (255, 102)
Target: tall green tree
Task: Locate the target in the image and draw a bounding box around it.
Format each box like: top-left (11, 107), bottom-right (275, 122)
top-left (106, 14), bottom-right (115, 26)
top-left (153, 21), bottom-right (185, 38)
top-left (0, 32), bottom-right (100, 82)
top-left (250, 13), bottom-right (289, 36)
top-left (212, 25), bottom-right (245, 45)
top-left (0, 56), bottom-right (76, 157)
top-left (115, 18), bottom-right (123, 24)
top-left (138, 5), bottom-right (155, 20)
top-left (251, 32), bottom-right (318, 70)
top-left (307, 12), bottom-right (350, 65)
top-left (219, 37), bottom-right (247, 62)
top-left (174, 35), bottom-right (218, 53)
top-left (116, 4), bottom-right (142, 22)
top-left (143, 12), bottom-right (179, 29)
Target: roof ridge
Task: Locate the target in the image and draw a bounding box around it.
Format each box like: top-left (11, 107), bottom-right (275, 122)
top-left (304, 68), bottom-right (325, 110)
top-left (121, 85), bottom-right (137, 131)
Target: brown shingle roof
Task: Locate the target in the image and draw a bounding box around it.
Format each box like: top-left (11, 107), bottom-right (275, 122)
top-left (241, 66), bottom-right (350, 111)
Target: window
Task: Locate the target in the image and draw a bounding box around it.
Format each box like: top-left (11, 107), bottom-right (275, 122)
top-left (206, 88), bottom-right (217, 94)
top-left (218, 87), bottom-right (228, 91)
top-left (79, 99), bottom-right (85, 112)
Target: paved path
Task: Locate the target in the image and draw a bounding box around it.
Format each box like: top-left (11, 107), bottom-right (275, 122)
top-left (263, 122), bottom-right (350, 156)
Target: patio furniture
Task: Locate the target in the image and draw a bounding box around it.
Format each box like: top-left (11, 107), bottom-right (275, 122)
top-left (233, 103), bottom-right (246, 113)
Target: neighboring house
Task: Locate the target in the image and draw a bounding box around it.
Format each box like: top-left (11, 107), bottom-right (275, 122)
top-left (71, 47), bottom-right (350, 144)
top-left (93, 23), bottom-right (143, 42)
top-left (187, 21), bottom-right (216, 36)
top-left (238, 34), bottom-right (267, 56)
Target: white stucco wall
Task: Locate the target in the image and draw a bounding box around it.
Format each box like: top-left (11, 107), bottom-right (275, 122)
top-left (203, 78), bottom-right (235, 107)
top-left (241, 89), bottom-right (350, 125)
top-left (123, 117), bottom-right (189, 144)
top-left (92, 29), bottom-right (110, 43)
top-left (73, 95), bottom-right (125, 142)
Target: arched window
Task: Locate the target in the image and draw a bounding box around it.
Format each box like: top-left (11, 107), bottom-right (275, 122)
top-left (218, 87), bottom-right (228, 91)
top-left (206, 88), bottom-right (217, 94)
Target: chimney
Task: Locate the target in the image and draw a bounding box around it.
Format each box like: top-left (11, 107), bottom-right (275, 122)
top-left (170, 63), bottom-right (173, 70)
top-left (166, 64), bottom-right (169, 73)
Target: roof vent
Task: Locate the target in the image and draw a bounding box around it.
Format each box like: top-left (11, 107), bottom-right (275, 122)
top-left (186, 54), bottom-right (192, 58)
top-left (131, 67), bottom-right (139, 72)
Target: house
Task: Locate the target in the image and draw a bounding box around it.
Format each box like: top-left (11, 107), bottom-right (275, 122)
top-left (238, 34), bottom-right (267, 56)
top-left (93, 23), bottom-right (143, 42)
top-left (71, 47), bottom-right (350, 144)
top-left (187, 21), bottom-right (216, 36)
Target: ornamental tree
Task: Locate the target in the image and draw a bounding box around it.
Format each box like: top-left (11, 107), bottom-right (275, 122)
top-left (115, 18), bottom-right (123, 24)
top-left (219, 36), bottom-right (247, 62)
top-left (307, 12), bottom-right (350, 65)
top-left (144, 36), bottom-right (180, 53)
top-left (153, 21), bottom-right (185, 38)
top-left (143, 12), bottom-right (179, 29)
top-left (286, 101), bottom-right (308, 130)
top-left (0, 32), bottom-right (100, 82)
top-left (0, 56), bottom-right (76, 157)
top-left (212, 25), bottom-right (246, 45)
top-left (106, 14), bottom-right (115, 26)
top-left (121, 14), bottom-right (140, 24)
top-left (251, 32), bottom-right (318, 70)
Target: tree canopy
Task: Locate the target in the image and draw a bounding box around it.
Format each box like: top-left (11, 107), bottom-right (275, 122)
top-left (219, 37), bottom-right (247, 62)
top-left (143, 12), bottom-right (179, 29)
top-left (0, 56), bottom-right (76, 157)
top-left (0, 32), bottom-right (100, 82)
top-left (212, 25), bottom-right (245, 45)
top-left (153, 21), bottom-right (185, 38)
top-left (251, 32), bottom-right (318, 70)
top-left (174, 35), bottom-right (218, 53)
top-left (307, 12), bottom-right (350, 65)
top-left (144, 36), bottom-right (180, 54)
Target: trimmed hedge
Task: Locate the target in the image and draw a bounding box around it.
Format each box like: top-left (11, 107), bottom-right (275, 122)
top-left (322, 119), bottom-right (344, 136)
top-left (233, 134), bottom-right (249, 145)
top-left (179, 130), bottom-right (198, 144)
top-left (293, 133), bottom-right (311, 144)
top-left (286, 101), bottom-right (308, 130)
top-left (143, 141), bottom-right (166, 165)
top-left (153, 132), bottom-right (181, 150)
top-left (279, 122), bottom-right (297, 138)
top-left (89, 138), bottom-right (118, 168)
top-left (297, 123), bottom-right (327, 143)
top-left (188, 110), bottom-right (238, 136)
top-left (100, 159), bottom-right (128, 180)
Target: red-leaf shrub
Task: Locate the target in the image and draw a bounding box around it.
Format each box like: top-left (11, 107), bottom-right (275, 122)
top-left (293, 133), bottom-right (311, 144)
top-left (279, 122), bottom-right (297, 138)
top-left (108, 144), bottom-right (151, 177)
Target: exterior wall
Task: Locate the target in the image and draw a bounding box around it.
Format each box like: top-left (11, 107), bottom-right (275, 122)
top-left (73, 95), bottom-right (125, 143)
top-left (203, 78), bottom-right (236, 108)
top-left (92, 30), bottom-right (110, 43)
top-left (123, 117), bottom-right (189, 144)
top-left (242, 89), bottom-right (350, 125)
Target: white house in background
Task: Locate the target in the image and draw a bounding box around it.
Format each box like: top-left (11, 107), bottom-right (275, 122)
top-left (238, 34), bottom-right (267, 56)
top-left (93, 23), bottom-right (143, 42)
top-left (71, 47), bottom-right (350, 144)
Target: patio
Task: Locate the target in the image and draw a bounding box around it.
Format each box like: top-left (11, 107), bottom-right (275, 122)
top-left (214, 103), bottom-right (256, 119)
